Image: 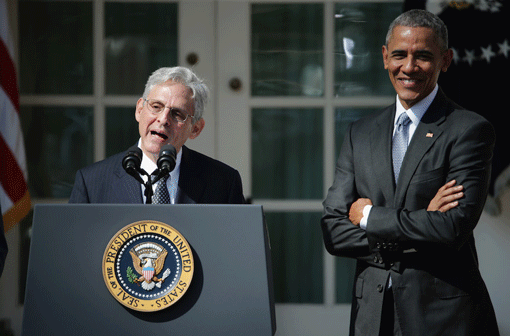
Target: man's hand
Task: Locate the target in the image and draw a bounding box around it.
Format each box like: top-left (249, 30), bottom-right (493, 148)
top-left (427, 180), bottom-right (463, 212)
top-left (349, 198), bottom-right (373, 226)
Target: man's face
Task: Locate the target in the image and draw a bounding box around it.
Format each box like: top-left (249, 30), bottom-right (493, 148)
top-left (382, 26), bottom-right (452, 110)
top-left (135, 80), bottom-right (204, 162)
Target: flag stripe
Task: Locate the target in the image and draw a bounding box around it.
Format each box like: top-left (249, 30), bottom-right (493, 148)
top-left (0, 135), bottom-right (27, 201)
top-left (0, 90), bottom-right (26, 166)
top-left (0, 38), bottom-right (19, 111)
top-left (2, 189), bottom-right (30, 232)
top-left (1, 0), bottom-right (31, 231)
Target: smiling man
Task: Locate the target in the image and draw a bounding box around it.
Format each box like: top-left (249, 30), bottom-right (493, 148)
top-left (322, 9), bottom-right (499, 335)
top-left (69, 67), bottom-right (245, 205)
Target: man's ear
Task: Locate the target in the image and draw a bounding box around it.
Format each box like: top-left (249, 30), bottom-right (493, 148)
top-left (442, 48), bottom-right (454, 72)
top-left (135, 98), bottom-right (144, 122)
top-left (382, 45), bottom-right (389, 69)
top-left (189, 118), bottom-right (205, 139)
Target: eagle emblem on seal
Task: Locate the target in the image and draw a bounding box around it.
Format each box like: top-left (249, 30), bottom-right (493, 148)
top-left (128, 242), bottom-right (171, 291)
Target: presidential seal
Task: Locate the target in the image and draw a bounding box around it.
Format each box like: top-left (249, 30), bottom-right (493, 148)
top-left (102, 220), bottom-right (194, 312)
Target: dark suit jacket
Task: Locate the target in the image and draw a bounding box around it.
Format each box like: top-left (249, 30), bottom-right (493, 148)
top-left (322, 89), bottom-right (499, 335)
top-left (69, 145), bottom-right (245, 204)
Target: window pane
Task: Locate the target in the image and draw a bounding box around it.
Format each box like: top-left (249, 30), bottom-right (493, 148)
top-left (105, 2), bottom-right (178, 95)
top-left (336, 257), bottom-right (356, 303)
top-left (334, 2), bottom-right (401, 96)
top-left (19, 1), bottom-right (93, 95)
top-left (252, 108), bottom-right (323, 199)
top-left (105, 107), bottom-right (139, 157)
top-left (20, 106), bottom-right (94, 198)
top-left (252, 4), bottom-right (324, 96)
top-left (266, 212), bottom-right (323, 303)
top-left (335, 108), bottom-right (378, 158)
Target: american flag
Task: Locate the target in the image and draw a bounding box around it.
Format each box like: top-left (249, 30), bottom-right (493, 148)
top-left (1, 0), bottom-right (31, 231)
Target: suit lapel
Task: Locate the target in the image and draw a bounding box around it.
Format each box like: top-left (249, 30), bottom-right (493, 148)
top-left (176, 146), bottom-right (203, 204)
top-left (370, 105), bottom-right (397, 203)
top-left (394, 91), bottom-right (448, 207)
top-left (114, 150), bottom-right (144, 204)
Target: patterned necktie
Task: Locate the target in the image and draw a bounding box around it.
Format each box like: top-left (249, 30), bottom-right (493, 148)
top-left (153, 175), bottom-right (170, 204)
top-left (168, 174), bottom-right (178, 203)
top-left (392, 112), bottom-right (411, 183)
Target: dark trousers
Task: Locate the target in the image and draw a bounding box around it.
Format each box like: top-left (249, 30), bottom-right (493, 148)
top-left (379, 287), bottom-right (402, 336)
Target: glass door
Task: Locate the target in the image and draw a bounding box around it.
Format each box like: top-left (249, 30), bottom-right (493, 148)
top-left (18, 0), bottom-right (217, 200)
top-left (217, 1), bottom-right (402, 334)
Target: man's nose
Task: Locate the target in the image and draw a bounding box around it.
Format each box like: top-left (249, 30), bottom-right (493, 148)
top-left (156, 107), bottom-right (172, 125)
top-left (402, 56), bottom-right (418, 73)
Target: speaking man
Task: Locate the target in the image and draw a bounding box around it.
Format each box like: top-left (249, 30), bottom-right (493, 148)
top-left (69, 67), bottom-right (245, 205)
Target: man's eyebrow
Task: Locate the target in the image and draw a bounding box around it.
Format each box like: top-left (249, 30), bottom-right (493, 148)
top-left (415, 50), bottom-right (435, 57)
top-left (390, 49), bottom-right (406, 55)
top-left (390, 49), bottom-right (434, 56)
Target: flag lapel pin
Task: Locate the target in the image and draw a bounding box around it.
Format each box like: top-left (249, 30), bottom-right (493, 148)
top-left (426, 133), bottom-right (434, 138)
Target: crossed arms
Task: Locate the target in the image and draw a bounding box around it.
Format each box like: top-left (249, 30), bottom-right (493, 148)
top-left (322, 116), bottom-right (495, 258)
top-left (349, 179), bottom-right (464, 225)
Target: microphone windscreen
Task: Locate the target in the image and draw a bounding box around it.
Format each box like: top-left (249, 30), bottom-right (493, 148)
top-left (157, 144), bottom-right (177, 173)
top-left (159, 144), bottom-right (176, 159)
top-left (122, 145), bottom-right (142, 172)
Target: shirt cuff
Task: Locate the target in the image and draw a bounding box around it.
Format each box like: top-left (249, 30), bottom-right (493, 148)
top-left (360, 205), bottom-right (372, 230)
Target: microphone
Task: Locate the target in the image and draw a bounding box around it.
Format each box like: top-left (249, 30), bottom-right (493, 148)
top-left (122, 145), bottom-right (144, 183)
top-left (157, 144), bottom-right (177, 176)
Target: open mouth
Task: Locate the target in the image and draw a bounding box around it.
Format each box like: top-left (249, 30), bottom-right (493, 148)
top-left (150, 130), bottom-right (168, 140)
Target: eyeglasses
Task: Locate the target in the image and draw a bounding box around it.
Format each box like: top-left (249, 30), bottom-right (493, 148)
top-left (143, 98), bottom-right (196, 123)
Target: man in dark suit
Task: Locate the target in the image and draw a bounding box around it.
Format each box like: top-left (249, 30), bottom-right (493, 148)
top-left (322, 9), bottom-right (498, 335)
top-left (69, 67), bottom-right (244, 205)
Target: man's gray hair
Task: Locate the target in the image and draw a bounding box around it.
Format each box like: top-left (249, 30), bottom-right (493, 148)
top-left (386, 9), bottom-right (449, 52)
top-left (142, 67), bottom-right (209, 121)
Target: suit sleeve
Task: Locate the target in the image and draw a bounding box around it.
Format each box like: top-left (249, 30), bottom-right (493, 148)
top-left (228, 170), bottom-right (246, 204)
top-left (321, 123), bottom-right (372, 260)
top-left (368, 118), bottom-right (495, 251)
top-left (68, 169), bottom-right (90, 203)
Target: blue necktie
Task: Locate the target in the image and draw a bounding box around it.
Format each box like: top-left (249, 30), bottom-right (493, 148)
top-left (392, 112), bottom-right (411, 183)
top-left (153, 175), bottom-right (170, 204)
